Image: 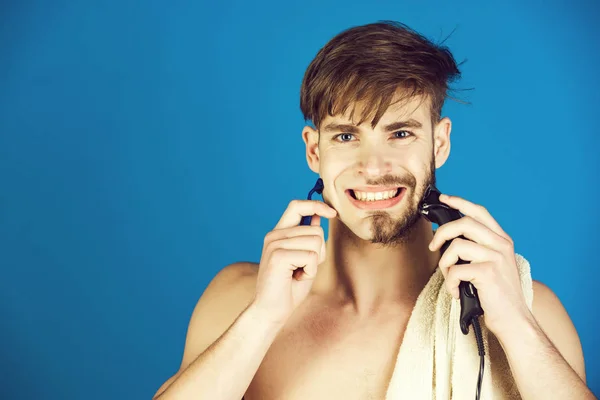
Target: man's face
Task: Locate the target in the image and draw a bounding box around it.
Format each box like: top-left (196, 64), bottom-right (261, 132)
top-left (303, 94), bottom-right (451, 246)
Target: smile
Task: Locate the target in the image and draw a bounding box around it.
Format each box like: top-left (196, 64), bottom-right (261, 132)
top-left (346, 187), bottom-right (406, 210)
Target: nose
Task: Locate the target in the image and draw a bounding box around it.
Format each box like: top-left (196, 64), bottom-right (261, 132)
top-left (357, 148), bottom-right (393, 177)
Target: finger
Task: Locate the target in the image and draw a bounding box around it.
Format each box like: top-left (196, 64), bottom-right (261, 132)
top-left (430, 216), bottom-right (510, 253)
top-left (437, 238), bottom-right (500, 279)
top-left (269, 248), bottom-right (319, 278)
top-left (266, 235), bottom-right (325, 264)
top-left (438, 194), bottom-right (511, 242)
top-left (310, 215), bottom-right (327, 262)
top-left (275, 200), bottom-right (337, 230)
top-left (265, 225), bottom-right (324, 245)
top-left (445, 261), bottom-right (495, 299)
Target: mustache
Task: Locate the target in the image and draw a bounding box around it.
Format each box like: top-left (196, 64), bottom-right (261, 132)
top-left (363, 174), bottom-right (416, 188)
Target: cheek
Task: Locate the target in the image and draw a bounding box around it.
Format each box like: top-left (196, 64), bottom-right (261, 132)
top-left (319, 153), bottom-right (352, 179)
top-left (318, 158), bottom-right (352, 200)
top-left (402, 151), bottom-right (430, 174)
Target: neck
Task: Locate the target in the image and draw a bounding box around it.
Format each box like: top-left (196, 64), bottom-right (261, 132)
top-left (311, 217), bottom-right (441, 318)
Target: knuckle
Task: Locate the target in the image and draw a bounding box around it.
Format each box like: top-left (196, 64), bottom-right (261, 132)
top-left (289, 199), bottom-right (302, 208)
top-left (263, 240), bottom-right (273, 255)
top-left (310, 235), bottom-right (322, 249)
top-left (269, 248), bottom-right (285, 264)
top-left (438, 249), bottom-right (447, 263)
top-left (264, 230), bottom-right (275, 244)
top-left (447, 239), bottom-right (459, 252)
top-left (304, 226), bottom-right (324, 241)
top-left (439, 253), bottom-right (450, 269)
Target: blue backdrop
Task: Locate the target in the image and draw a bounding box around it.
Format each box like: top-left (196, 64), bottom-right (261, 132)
top-left (1, 1), bottom-right (598, 398)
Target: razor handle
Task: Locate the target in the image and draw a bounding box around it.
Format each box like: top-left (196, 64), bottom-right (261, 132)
top-left (419, 185), bottom-right (484, 335)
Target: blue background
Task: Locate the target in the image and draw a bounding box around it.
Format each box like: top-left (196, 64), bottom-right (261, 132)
top-left (1, 1), bottom-right (598, 398)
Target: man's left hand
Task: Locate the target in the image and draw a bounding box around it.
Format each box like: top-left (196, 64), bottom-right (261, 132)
top-left (428, 193), bottom-right (535, 338)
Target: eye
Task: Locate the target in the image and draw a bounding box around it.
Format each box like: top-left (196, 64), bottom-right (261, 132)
top-left (393, 130), bottom-right (412, 139)
top-left (334, 133), bottom-right (355, 142)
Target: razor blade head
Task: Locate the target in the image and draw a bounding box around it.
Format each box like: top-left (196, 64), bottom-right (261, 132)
top-left (418, 184), bottom-right (442, 214)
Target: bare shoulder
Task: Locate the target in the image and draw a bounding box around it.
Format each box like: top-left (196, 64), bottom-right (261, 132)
top-left (153, 262), bottom-right (259, 398)
top-left (179, 261), bottom-right (260, 369)
top-left (531, 279), bottom-right (587, 383)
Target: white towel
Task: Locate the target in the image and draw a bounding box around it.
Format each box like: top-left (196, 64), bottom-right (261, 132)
top-left (385, 253), bottom-right (534, 399)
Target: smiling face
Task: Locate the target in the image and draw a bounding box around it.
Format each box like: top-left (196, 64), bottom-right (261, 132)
top-left (303, 93), bottom-right (452, 245)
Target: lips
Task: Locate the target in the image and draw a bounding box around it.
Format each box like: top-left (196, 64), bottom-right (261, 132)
top-left (349, 187), bottom-right (402, 201)
top-left (346, 187), bottom-right (406, 210)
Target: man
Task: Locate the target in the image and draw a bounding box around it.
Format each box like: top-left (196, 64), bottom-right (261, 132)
top-left (152, 21), bottom-right (594, 399)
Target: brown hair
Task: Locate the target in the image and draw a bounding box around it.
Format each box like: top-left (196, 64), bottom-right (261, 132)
top-left (300, 21), bottom-right (464, 131)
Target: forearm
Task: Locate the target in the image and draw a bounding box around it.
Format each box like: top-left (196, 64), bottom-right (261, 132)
top-left (155, 303), bottom-right (283, 400)
top-left (496, 315), bottom-right (596, 400)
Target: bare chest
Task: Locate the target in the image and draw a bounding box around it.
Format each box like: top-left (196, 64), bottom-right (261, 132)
top-left (245, 310), bottom-right (409, 400)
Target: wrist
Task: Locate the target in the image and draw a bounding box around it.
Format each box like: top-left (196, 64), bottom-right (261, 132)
top-left (493, 310), bottom-right (540, 347)
top-left (245, 301), bottom-right (288, 331)
top-left (225, 302), bottom-right (286, 349)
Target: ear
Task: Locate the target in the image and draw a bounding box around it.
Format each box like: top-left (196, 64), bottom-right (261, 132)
top-left (432, 116), bottom-right (452, 168)
top-left (302, 125), bottom-right (320, 174)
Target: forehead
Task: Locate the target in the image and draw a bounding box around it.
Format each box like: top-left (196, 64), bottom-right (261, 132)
top-left (321, 92), bottom-right (432, 130)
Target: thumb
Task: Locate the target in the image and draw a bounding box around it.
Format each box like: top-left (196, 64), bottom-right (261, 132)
top-left (310, 214), bottom-right (321, 226)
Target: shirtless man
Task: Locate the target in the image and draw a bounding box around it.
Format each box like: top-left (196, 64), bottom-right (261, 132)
top-left (152, 21), bottom-right (594, 399)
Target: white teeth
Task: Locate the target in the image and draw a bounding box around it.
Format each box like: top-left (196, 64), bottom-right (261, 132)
top-left (353, 189), bottom-right (399, 202)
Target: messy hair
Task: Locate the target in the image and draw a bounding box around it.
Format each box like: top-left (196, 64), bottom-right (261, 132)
top-left (300, 21), bottom-right (464, 130)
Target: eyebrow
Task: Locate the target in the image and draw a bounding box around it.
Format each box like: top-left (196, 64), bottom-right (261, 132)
top-left (320, 119), bottom-right (423, 134)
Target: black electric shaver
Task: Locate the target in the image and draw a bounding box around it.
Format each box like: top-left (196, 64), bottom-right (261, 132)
top-left (418, 184), bottom-right (484, 335)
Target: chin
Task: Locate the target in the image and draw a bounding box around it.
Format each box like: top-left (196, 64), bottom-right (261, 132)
top-left (338, 207), bottom-right (423, 246)
top-left (370, 211), bottom-right (422, 245)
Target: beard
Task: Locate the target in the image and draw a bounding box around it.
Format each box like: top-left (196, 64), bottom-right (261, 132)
top-left (369, 156), bottom-right (436, 246)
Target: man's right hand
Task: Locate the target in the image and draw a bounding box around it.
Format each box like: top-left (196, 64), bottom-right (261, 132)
top-left (251, 199), bottom-right (337, 325)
